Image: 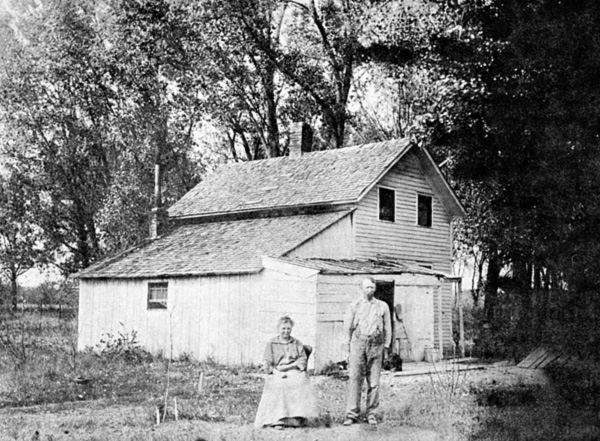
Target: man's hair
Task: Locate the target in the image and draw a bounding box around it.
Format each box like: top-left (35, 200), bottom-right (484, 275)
top-left (278, 315), bottom-right (295, 327)
top-left (361, 276), bottom-right (376, 285)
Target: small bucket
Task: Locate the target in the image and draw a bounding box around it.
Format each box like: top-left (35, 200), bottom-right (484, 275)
top-left (424, 347), bottom-right (441, 363)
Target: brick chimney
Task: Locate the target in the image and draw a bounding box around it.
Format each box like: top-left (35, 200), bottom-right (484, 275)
top-left (289, 122), bottom-right (313, 158)
top-left (149, 163), bottom-right (168, 239)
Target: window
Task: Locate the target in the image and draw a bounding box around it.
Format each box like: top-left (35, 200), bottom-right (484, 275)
top-left (148, 282), bottom-right (168, 309)
top-left (417, 194), bottom-right (433, 227)
top-left (378, 187), bottom-right (395, 222)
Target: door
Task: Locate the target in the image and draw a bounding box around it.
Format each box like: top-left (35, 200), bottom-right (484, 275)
top-left (394, 286), bottom-right (435, 361)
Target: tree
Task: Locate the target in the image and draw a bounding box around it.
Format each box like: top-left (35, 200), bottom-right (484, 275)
top-left (438, 0), bottom-right (600, 343)
top-left (0, 0), bottom-right (205, 271)
top-left (0, 0), bottom-right (122, 271)
top-left (200, 0), bottom-right (463, 152)
top-left (97, 0), bottom-right (205, 252)
top-left (0, 174), bottom-right (45, 311)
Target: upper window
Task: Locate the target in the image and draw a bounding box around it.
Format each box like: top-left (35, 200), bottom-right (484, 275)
top-left (148, 282), bottom-right (168, 309)
top-left (417, 194), bottom-right (433, 227)
top-left (378, 187), bottom-right (396, 222)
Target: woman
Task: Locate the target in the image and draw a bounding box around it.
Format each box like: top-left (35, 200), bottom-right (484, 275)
top-left (254, 316), bottom-right (319, 429)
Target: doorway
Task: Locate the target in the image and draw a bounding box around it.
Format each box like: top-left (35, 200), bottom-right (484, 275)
top-left (375, 280), bottom-right (394, 348)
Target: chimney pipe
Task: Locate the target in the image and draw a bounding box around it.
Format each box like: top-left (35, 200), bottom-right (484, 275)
top-left (149, 162), bottom-right (167, 239)
top-left (289, 122), bottom-right (313, 158)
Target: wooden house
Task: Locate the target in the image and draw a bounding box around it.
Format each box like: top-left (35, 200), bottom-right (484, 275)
top-left (75, 131), bottom-right (465, 371)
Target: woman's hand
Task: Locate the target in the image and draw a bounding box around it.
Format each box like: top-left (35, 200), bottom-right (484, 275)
top-left (275, 363), bottom-right (292, 372)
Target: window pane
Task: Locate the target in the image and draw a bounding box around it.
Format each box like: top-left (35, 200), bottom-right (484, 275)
top-left (148, 282), bottom-right (168, 309)
top-left (417, 195), bottom-right (432, 227)
top-left (379, 188), bottom-right (395, 222)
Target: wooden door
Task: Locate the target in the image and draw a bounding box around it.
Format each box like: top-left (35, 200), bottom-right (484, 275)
top-left (394, 286), bottom-right (434, 361)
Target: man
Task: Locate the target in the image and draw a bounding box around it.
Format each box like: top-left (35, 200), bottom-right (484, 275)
top-left (342, 277), bottom-right (392, 426)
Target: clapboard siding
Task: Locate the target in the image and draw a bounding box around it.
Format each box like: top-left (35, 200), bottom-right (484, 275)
top-left (354, 149), bottom-right (454, 354)
top-left (354, 149), bottom-right (451, 265)
top-left (78, 275), bottom-right (264, 365)
top-left (286, 214), bottom-right (354, 259)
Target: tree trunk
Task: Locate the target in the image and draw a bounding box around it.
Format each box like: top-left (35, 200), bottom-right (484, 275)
top-left (10, 267), bottom-right (18, 313)
top-left (263, 62), bottom-right (280, 157)
top-left (483, 248), bottom-right (500, 325)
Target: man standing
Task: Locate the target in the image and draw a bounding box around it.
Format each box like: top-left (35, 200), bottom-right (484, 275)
top-left (343, 277), bottom-right (392, 426)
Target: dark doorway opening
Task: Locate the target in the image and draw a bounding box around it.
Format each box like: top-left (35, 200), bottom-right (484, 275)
top-left (375, 280), bottom-right (394, 345)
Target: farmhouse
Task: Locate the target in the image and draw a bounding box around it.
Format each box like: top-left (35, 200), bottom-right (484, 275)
top-left (75, 128), bottom-right (465, 371)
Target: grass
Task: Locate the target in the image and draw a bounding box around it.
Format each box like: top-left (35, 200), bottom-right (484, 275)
top-left (1, 312), bottom-right (599, 441)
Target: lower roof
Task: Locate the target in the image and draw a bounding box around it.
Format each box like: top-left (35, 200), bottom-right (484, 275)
top-left (273, 256), bottom-right (451, 278)
top-left (75, 211), bottom-right (350, 279)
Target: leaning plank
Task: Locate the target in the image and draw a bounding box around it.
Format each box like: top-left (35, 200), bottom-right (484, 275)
top-left (530, 351), bottom-right (553, 369)
top-left (536, 353), bottom-right (560, 369)
top-left (517, 347), bottom-right (547, 368)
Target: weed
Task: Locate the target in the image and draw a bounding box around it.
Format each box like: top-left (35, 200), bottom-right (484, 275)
top-left (429, 360), bottom-right (470, 408)
top-left (95, 327), bottom-right (153, 364)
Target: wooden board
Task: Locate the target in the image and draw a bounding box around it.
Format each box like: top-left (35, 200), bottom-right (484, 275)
top-left (517, 347), bottom-right (547, 368)
top-left (517, 347), bottom-right (561, 369)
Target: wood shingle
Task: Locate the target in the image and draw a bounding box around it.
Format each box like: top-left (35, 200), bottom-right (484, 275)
top-left (76, 211), bottom-right (350, 279)
top-left (168, 139), bottom-right (411, 219)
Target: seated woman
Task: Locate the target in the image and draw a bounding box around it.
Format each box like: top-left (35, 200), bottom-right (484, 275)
top-left (254, 316), bottom-right (319, 429)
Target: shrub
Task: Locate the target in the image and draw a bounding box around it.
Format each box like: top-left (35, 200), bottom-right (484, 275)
top-left (546, 361), bottom-right (600, 411)
top-left (94, 328), bottom-right (153, 364)
top-left (0, 318), bottom-right (39, 367)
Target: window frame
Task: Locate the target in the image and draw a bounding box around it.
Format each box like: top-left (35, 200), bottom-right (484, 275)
top-left (147, 281), bottom-right (168, 310)
top-left (416, 194), bottom-right (433, 228)
top-left (378, 186), bottom-right (396, 223)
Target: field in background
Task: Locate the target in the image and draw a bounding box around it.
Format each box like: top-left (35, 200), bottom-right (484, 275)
top-left (1, 312), bottom-right (599, 441)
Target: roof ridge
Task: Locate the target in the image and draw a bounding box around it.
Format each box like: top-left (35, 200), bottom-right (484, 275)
top-left (168, 138), bottom-right (412, 219)
top-left (216, 138), bottom-right (407, 167)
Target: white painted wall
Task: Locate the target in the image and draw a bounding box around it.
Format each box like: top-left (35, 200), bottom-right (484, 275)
top-left (353, 149), bottom-right (454, 353)
top-left (259, 258), bottom-right (319, 370)
top-left (78, 274), bottom-right (264, 365)
top-left (78, 263), bottom-right (320, 368)
top-left (313, 273), bottom-right (443, 370)
top-left (286, 213), bottom-right (354, 259)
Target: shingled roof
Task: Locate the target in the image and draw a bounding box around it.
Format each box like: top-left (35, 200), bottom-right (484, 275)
top-left (271, 256), bottom-right (451, 278)
top-left (169, 138), bottom-right (411, 219)
top-left (76, 211), bottom-right (350, 279)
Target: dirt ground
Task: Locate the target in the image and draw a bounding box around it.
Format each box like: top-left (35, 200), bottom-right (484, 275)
top-left (0, 364), bottom-right (548, 441)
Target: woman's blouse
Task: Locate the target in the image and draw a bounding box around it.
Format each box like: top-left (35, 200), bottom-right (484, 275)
top-left (263, 336), bottom-right (307, 371)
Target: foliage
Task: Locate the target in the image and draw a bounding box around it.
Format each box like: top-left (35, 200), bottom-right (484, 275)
top-left (0, 316), bottom-right (39, 367)
top-left (94, 328), bottom-right (153, 364)
top-left (420, 1), bottom-right (600, 353)
top-left (199, 0), bottom-right (466, 154)
top-left (546, 361), bottom-right (600, 411)
top-left (470, 380), bottom-right (599, 441)
top-left (0, 0), bottom-right (205, 273)
top-left (0, 174), bottom-right (46, 310)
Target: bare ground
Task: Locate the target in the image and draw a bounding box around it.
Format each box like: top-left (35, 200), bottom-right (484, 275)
top-left (0, 364), bottom-right (549, 441)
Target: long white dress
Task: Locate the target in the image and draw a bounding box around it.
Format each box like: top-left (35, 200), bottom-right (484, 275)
top-left (254, 336), bottom-right (319, 428)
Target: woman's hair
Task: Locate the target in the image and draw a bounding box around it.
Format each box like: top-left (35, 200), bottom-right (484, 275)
top-left (278, 315), bottom-right (294, 327)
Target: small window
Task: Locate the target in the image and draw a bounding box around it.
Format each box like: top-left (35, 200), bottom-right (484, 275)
top-left (148, 282), bottom-right (168, 309)
top-left (378, 187), bottom-right (395, 222)
top-left (417, 194), bottom-right (433, 227)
